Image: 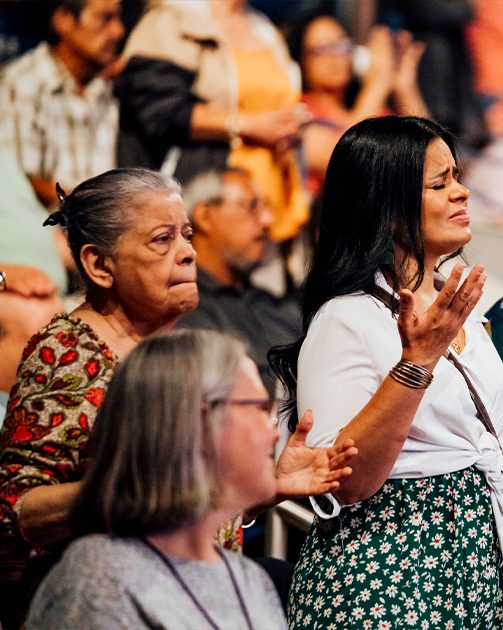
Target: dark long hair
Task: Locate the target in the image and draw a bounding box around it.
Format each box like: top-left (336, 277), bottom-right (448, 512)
top-left (269, 116), bottom-right (458, 431)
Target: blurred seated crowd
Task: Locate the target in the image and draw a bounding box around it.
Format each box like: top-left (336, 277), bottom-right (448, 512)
top-left (1, 0), bottom-right (503, 627)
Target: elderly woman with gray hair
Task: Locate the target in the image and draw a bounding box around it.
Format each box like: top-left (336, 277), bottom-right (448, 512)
top-left (0, 167), bottom-right (355, 628)
top-left (25, 329), bottom-right (337, 629)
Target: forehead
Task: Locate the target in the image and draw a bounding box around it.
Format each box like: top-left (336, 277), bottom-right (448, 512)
top-left (221, 173), bottom-right (256, 198)
top-left (231, 357), bottom-right (267, 397)
top-left (423, 139), bottom-right (456, 175)
top-left (127, 190), bottom-right (187, 231)
top-left (304, 16), bottom-right (348, 46)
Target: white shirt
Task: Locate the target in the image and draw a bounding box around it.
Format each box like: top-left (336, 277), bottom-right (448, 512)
top-left (297, 273), bottom-right (503, 548)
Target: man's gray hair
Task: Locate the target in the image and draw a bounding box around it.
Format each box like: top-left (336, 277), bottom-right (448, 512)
top-left (183, 167), bottom-right (251, 219)
top-left (182, 170), bottom-right (225, 219)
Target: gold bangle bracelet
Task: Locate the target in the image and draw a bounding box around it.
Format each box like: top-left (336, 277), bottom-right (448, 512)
top-left (389, 359), bottom-right (433, 389)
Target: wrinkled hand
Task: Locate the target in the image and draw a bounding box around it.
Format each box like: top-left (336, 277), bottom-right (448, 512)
top-left (1, 264), bottom-right (58, 297)
top-left (398, 264), bottom-right (486, 370)
top-left (275, 410), bottom-right (357, 501)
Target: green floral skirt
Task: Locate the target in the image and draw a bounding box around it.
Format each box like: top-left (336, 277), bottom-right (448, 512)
top-left (288, 467), bottom-right (503, 629)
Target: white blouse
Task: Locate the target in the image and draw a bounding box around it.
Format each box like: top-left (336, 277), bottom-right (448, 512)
top-left (297, 273), bottom-right (503, 549)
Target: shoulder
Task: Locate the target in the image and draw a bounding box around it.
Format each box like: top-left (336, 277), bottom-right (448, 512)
top-left (310, 291), bottom-right (391, 330)
top-left (0, 43), bottom-right (56, 94)
top-left (124, 3), bottom-right (210, 68)
top-left (18, 313), bottom-right (116, 371)
top-left (27, 536), bottom-right (146, 628)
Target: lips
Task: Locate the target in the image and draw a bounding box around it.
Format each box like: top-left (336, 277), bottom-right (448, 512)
top-left (170, 277), bottom-right (196, 286)
top-left (449, 208), bottom-right (470, 224)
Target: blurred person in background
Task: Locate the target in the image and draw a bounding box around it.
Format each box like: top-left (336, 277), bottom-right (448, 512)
top-left (383, 0), bottom-right (489, 150)
top-left (0, 0), bottom-right (124, 208)
top-left (181, 168), bottom-right (301, 396)
top-left (116, 0), bottom-right (310, 243)
top-left (465, 0), bottom-right (503, 138)
top-left (0, 148), bottom-right (67, 425)
top-left (288, 10), bottom-right (428, 198)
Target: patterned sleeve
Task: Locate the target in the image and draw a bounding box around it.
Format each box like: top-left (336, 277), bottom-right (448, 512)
top-left (0, 316), bottom-right (116, 537)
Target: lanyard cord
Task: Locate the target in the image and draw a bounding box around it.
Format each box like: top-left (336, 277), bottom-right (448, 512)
top-left (139, 537), bottom-right (254, 630)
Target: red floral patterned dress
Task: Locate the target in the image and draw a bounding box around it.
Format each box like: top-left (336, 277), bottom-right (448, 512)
top-left (0, 314), bottom-right (118, 584)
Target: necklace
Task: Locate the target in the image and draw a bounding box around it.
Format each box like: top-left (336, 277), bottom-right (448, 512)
top-left (450, 340), bottom-right (463, 354)
top-left (139, 537), bottom-right (254, 630)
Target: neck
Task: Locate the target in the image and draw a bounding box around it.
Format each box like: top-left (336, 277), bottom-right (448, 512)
top-left (307, 87), bottom-right (347, 110)
top-left (52, 42), bottom-right (99, 90)
top-left (194, 237), bottom-right (246, 289)
top-left (73, 296), bottom-right (178, 359)
top-left (145, 510), bottom-right (231, 562)
top-left (393, 252), bottom-right (439, 315)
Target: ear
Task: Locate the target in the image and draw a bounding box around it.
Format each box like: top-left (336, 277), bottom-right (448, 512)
top-left (192, 202), bottom-right (215, 236)
top-left (80, 244), bottom-right (114, 289)
top-left (51, 6), bottom-right (78, 40)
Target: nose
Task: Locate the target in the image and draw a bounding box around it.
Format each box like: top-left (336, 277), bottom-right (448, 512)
top-left (258, 203), bottom-right (274, 230)
top-left (176, 235), bottom-right (197, 265)
top-left (451, 180), bottom-right (469, 201)
top-left (111, 17), bottom-right (125, 42)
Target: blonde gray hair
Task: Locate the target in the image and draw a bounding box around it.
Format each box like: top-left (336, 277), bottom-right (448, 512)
top-left (73, 329), bottom-right (247, 535)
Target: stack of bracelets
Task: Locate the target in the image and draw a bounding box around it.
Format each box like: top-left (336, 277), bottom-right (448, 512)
top-left (389, 359), bottom-right (433, 389)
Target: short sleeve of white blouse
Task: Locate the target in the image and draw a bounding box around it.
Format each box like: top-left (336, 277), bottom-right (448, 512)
top-left (298, 274), bottom-right (503, 481)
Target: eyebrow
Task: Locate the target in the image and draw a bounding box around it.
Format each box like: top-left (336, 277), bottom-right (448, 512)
top-left (427, 165), bottom-right (459, 182)
top-left (147, 221), bottom-right (192, 235)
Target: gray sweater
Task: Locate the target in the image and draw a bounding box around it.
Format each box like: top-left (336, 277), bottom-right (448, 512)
top-left (26, 535), bottom-right (288, 630)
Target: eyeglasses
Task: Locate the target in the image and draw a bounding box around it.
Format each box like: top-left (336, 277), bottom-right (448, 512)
top-left (210, 195), bottom-right (267, 217)
top-left (204, 398), bottom-right (278, 424)
top-left (305, 39), bottom-right (353, 57)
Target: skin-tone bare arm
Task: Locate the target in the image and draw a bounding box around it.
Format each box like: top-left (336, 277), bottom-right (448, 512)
top-left (18, 482), bottom-right (81, 547)
top-left (392, 31), bottom-right (430, 118)
top-left (190, 103), bottom-right (309, 148)
top-left (302, 27), bottom-right (396, 175)
top-left (333, 263), bottom-right (485, 505)
top-left (27, 175), bottom-right (60, 209)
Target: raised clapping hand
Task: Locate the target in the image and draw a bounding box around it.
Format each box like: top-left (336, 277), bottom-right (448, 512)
top-left (275, 410), bottom-right (357, 501)
top-left (398, 264), bottom-right (486, 371)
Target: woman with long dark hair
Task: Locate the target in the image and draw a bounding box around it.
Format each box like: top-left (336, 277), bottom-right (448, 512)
top-left (270, 116), bottom-right (503, 628)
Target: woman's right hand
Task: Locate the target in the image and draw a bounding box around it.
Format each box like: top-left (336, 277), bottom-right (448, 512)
top-left (398, 264), bottom-right (486, 371)
top-left (363, 25), bottom-right (395, 89)
top-left (239, 105), bottom-right (311, 150)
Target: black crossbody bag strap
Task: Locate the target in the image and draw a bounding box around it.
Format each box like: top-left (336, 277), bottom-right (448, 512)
top-left (368, 284), bottom-right (501, 445)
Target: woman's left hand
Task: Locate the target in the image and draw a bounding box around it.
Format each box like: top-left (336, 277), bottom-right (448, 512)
top-left (275, 410), bottom-right (357, 501)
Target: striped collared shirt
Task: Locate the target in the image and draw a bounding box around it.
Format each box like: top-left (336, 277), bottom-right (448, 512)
top-left (0, 42), bottom-right (118, 189)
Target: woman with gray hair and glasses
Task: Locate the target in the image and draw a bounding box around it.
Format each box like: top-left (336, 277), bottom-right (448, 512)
top-left (26, 329), bottom-right (355, 629)
top-left (0, 167), bottom-right (355, 628)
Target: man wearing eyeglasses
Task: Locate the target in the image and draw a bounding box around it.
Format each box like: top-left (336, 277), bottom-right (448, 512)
top-left (181, 168), bottom-right (301, 396)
